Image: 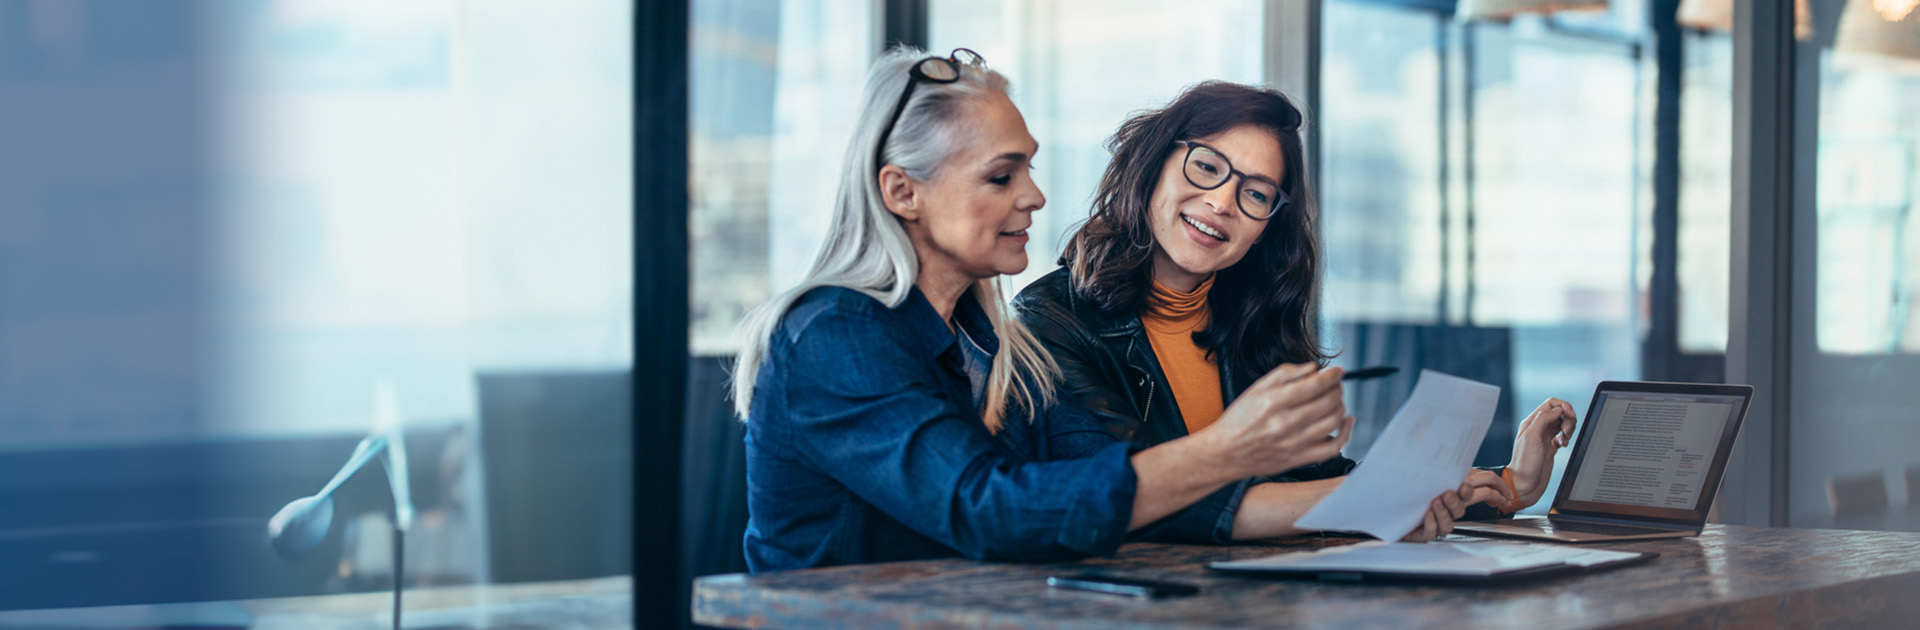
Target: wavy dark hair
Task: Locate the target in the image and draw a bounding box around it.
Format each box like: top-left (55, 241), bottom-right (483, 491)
top-left (1060, 80), bottom-right (1326, 381)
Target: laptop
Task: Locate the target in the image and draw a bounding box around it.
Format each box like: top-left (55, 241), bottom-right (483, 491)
top-left (1453, 381), bottom-right (1753, 543)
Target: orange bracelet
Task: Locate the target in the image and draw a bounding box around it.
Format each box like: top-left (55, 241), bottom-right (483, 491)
top-left (1498, 468), bottom-right (1533, 513)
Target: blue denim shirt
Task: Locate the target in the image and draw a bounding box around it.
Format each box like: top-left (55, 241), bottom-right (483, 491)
top-left (743, 285), bottom-right (1251, 573)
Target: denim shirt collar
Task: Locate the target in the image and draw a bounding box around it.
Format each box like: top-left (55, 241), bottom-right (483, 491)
top-left (900, 285), bottom-right (1000, 360)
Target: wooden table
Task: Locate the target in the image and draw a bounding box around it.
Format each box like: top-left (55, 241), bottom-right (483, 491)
top-left (693, 525), bottom-right (1920, 629)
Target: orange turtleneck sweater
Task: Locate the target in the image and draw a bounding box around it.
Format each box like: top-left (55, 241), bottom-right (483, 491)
top-left (1143, 275), bottom-right (1224, 435)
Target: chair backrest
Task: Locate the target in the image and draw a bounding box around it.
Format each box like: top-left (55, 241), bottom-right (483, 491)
top-left (1906, 466), bottom-right (1920, 506)
top-left (476, 371), bottom-right (633, 584)
top-left (1826, 471), bottom-right (1889, 517)
top-left (1335, 322), bottom-right (1516, 468)
top-left (682, 356), bottom-right (751, 581)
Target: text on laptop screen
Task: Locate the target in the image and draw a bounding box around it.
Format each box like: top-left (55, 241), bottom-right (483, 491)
top-left (1564, 392), bottom-right (1745, 510)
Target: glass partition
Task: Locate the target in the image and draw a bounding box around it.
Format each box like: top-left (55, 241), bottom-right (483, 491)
top-left (1787, 0), bottom-right (1920, 531)
top-left (1323, 1), bottom-right (1650, 496)
top-left (0, 0), bottom-right (633, 616)
top-left (930, 0), bottom-right (1266, 294)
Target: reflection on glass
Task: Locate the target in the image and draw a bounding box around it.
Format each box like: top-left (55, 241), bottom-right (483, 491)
top-left (216, 0), bottom-right (635, 599)
top-left (690, 0), bottom-right (873, 355)
top-left (1787, 0), bottom-right (1920, 532)
top-left (1678, 31), bottom-right (1733, 353)
top-left (1322, 1), bottom-right (1444, 324)
top-left (0, 0), bottom-right (633, 615)
top-left (1323, 1), bottom-right (1647, 504)
top-left (1817, 0), bottom-right (1920, 354)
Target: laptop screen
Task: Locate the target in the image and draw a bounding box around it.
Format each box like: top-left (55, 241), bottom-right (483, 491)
top-left (1552, 383), bottom-right (1751, 524)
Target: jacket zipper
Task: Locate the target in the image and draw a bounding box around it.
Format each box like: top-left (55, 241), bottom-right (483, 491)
top-left (1124, 337), bottom-right (1154, 428)
top-left (1138, 374), bottom-right (1154, 428)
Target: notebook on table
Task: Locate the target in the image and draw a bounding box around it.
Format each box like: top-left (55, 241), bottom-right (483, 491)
top-left (1452, 381), bottom-right (1753, 543)
top-left (1209, 540), bottom-right (1656, 584)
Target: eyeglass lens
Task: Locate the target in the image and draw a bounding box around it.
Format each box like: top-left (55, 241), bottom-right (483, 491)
top-left (1184, 146), bottom-right (1281, 218)
top-left (917, 57), bottom-right (959, 81)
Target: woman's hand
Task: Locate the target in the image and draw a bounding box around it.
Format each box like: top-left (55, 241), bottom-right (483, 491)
top-left (1507, 398), bottom-right (1579, 508)
top-left (1196, 363), bottom-right (1355, 480)
top-left (1402, 487), bottom-right (1466, 542)
top-left (1462, 468), bottom-right (1516, 509)
top-left (1401, 472), bottom-right (1513, 541)
top-left (1126, 364), bottom-right (1350, 532)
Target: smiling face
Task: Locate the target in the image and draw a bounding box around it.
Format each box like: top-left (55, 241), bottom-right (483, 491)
top-left (891, 91), bottom-right (1046, 287)
top-left (1146, 123), bottom-right (1285, 292)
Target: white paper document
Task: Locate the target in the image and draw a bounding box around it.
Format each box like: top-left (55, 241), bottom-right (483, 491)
top-left (1210, 540), bottom-right (1645, 577)
top-left (1292, 369), bottom-right (1500, 541)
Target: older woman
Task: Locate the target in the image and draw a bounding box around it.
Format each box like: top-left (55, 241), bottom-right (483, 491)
top-left (732, 50), bottom-right (1488, 574)
top-left (1014, 81), bottom-right (1579, 530)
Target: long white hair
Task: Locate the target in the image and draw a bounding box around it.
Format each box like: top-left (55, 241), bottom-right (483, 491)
top-left (730, 47), bottom-right (1058, 433)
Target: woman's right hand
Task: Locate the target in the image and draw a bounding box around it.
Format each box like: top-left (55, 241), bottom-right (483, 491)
top-left (1196, 363), bottom-right (1354, 480)
top-left (1401, 472), bottom-right (1511, 541)
top-left (1402, 488), bottom-right (1467, 542)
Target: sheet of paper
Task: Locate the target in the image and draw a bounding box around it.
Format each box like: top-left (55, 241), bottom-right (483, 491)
top-left (1292, 369), bottom-right (1500, 541)
top-left (1210, 540), bottom-right (1642, 576)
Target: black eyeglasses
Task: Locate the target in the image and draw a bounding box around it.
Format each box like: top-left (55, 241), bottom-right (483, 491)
top-left (873, 48), bottom-right (985, 173)
top-left (1173, 140), bottom-right (1289, 221)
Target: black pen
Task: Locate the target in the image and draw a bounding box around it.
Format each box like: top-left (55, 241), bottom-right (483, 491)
top-left (1342, 366), bottom-right (1399, 381)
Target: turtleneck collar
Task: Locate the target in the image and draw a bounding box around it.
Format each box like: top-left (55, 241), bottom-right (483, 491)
top-left (1144, 273), bottom-right (1213, 332)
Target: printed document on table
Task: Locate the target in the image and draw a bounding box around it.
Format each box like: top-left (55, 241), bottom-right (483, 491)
top-left (1293, 370), bottom-right (1500, 541)
top-left (1211, 540), bottom-right (1646, 576)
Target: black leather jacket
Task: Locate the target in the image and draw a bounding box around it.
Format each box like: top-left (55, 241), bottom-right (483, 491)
top-left (1013, 267), bottom-right (1507, 521)
top-left (1011, 267), bottom-right (1358, 482)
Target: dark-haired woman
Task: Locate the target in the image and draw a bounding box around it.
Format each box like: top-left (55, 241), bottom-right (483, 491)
top-left (1014, 81), bottom-right (1580, 535)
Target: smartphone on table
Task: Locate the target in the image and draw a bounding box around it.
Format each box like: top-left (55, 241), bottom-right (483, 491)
top-left (1046, 573), bottom-right (1199, 598)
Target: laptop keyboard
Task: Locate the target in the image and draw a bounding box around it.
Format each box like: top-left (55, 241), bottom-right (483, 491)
top-left (1529, 519), bottom-right (1673, 536)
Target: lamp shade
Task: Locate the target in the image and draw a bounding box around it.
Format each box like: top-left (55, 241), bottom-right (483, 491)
top-left (1457, 0), bottom-right (1608, 21)
top-left (1676, 0), bottom-right (1815, 39)
top-left (1836, 0), bottom-right (1920, 64)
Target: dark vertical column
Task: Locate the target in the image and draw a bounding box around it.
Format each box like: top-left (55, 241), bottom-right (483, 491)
top-left (1781, 0), bottom-right (1840, 530)
top-left (1436, 16), bottom-right (1452, 323)
top-left (1643, 0), bottom-right (1684, 381)
top-left (1725, 0), bottom-right (1795, 527)
top-left (635, 0), bottom-right (689, 626)
top-left (882, 0), bottom-right (928, 53)
top-left (1644, 1), bottom-right (1728, 386)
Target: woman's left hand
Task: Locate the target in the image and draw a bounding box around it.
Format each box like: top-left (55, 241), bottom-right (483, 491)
top-left (1507, 398), bottom-right (1579, 508)
top-left (1462, 468), bottom-right (1515, 508)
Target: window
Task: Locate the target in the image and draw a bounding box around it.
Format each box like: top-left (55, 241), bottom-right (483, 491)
top-left (689, 0), bottom-right (874, 355)
top-left (1813, 1), bottom-right (1920, 355)
top-left (218, 0), bottom-right (632, 436)
top-left (690, 0), bottom-right (1269, 344)
top-left (1321, 2), bottom-right (1446, 324)
top-left (931, 0), bottom-right (1266, 294)
top-left (1323, 1), bottom-right (1655, 506)
top-left (1785, 0), bottom-right (1920, 530)
top-left (0, 0), bottom-right (633, 609)
top-left (1678, 31), bottom-right (1733, 353)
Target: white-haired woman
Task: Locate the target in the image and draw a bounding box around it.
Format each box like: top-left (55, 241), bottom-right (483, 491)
top-left (732, 48), bottom-right (1479, 573)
